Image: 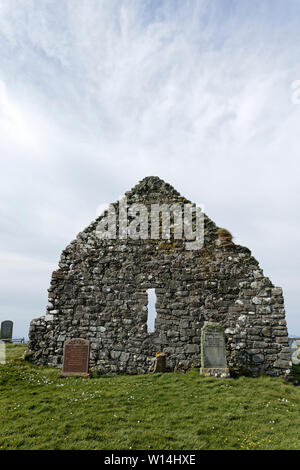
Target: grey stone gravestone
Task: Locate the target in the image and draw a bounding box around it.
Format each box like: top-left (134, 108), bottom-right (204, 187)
top-left (200, 322), bottom-right (229, 377)
top-left (1, 321), bottom-right (13, 343)
top-left (61, 338), bottom-right (90, 377)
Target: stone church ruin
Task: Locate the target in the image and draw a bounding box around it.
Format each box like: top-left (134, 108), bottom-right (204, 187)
top-left (27, 176), bottom-right (291, 377)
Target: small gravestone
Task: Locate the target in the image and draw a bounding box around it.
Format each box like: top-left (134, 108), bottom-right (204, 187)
top-left (1, 321), bottom-right (13, 343)
top-left (153, 353), bottom-right (166, 373)
top-left (200, 322), bottom-right (229, 377)
top-left (61, 338), bottom-right (90, 377)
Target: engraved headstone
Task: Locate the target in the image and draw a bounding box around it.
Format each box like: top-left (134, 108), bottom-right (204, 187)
top-left (1, 321), bottom-right (13, 342)
top-left (200, 322), bottom-right (229, 377)
top-left (61, 338), bottom-right (90, 377)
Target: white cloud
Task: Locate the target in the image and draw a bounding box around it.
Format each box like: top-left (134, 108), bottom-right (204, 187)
top-left (0, 251), bottom-right (56, 338)
top-left (0, 251), bottom-right (55, 294)
top-left (0, 0), bottom-right (300, 335)
top-left (0, 80), bottom-right (40, 150)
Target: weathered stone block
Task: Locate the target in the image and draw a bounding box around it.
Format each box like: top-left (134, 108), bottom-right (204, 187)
top-left (185, 344), bottom-right (199, 354)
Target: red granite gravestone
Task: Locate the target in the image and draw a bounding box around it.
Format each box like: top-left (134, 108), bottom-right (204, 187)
top-left (61, 338), bottom-right (90, 377)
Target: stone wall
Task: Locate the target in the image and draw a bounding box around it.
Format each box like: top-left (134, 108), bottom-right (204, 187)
top-left (27, 177), bottom-right (291, 377)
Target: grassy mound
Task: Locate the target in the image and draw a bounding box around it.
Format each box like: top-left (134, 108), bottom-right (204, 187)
top-left (0, 344), bottom-right (299, 450)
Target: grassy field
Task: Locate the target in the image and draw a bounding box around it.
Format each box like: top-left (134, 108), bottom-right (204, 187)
top-left (0, 344), bottom-right (300, 450)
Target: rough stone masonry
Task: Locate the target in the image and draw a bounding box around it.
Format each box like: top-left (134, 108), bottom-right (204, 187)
top-left (27, 176), bottom-right (291, 376)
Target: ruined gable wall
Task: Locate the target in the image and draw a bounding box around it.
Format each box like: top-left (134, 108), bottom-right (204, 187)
top-left (27, 178), bottom-right (291, 376)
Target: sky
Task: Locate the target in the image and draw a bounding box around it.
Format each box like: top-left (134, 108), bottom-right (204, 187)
top-left (0, 0), bottom-right (299, 338)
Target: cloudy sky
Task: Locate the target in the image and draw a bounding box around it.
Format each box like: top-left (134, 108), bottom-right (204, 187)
top-left (0, 0), bottom-right (299, 338)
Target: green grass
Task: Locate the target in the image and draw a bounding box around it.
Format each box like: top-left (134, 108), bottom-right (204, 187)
top-left (0, 344), bottom-right (300, 450)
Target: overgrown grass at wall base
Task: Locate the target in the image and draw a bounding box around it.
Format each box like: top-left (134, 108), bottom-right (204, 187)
top-left (0, 344), bottom-right (299, 450)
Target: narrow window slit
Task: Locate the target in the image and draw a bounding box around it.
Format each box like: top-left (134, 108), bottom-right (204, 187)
top-left (146, 288), bottom-right (157, 333)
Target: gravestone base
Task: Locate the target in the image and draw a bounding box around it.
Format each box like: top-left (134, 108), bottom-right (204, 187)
top-left (61, 372), bottom-right (90, 378)
top-left (200, 367), bottom-right (230, 378)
